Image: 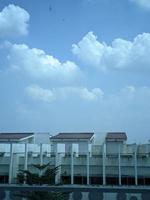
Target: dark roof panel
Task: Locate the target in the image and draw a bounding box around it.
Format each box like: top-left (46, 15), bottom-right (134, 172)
top-left (51, 132), bottom-right (94, 140)
top-left (106, 132), bottom-right (127, 141)
top-left (0, 133), bottom-right (34, 140)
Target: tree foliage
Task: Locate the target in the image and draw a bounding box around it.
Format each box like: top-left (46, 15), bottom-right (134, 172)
top-left (12, 163), bottom-right (69, 200)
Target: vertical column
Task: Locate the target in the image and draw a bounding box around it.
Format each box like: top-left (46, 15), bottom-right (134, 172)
top-left (55, 153), bottom-right (58, 184)
top-left (118, 145), bottom-right (121, 185)
top-left (24, 143), bottom-right (28, 170)
top-left (9, 143), bottom-right (13, 184)
top-left (40, 143), bottom-right (43, 166)
top-left (102, 143), bottom-right (106, 185)
top-left (134, 144), bottom-right (138, 185)
top-left (55, 143), bottom-right (62, 184)
top-left (23, 143), bottom-right (28, 184)
top-left (87, 151), bottom-right (90, 185)
top-left (71, 144), bottom-right (74, 184)
top-left (12, 152), bottom-right (19, 182)
top-left (54, 143), bottom-right (59, 184)
top-left (40, 143), bottom-right (43, 176)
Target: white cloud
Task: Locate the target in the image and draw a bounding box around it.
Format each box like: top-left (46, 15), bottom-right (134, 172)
top-left (72, 32), bottom-right (104, 68)
top-left (26, 85), bottom-right (55, 103)
top-left (72, 32), bottom-right (150, 72)
top-left (4, 42), bottom-right (80, 81)
top-left (130, 0), bottom-right (150, 10)
top-left (25, 83), bottom-right (150, 104)
top-left (0, 4), bottom-right (30, 37)
top-left (121, 85), bottom-right (136, 95)
top-left (26, 85), bottom-right (104, 102)
top-left (56, 86), bottom-right (104, 101)
top-left (106, 85), bottom-right (150, 109)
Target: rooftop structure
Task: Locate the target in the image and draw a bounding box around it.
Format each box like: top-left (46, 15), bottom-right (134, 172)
top-left (0, 133), bottom-right (34, 143)
top-left (51, 132), bottom-right (94, 141)
top-left (106, 132), bottom-right (127, 142)
top-left (50, 132), bottom-right (94, 154)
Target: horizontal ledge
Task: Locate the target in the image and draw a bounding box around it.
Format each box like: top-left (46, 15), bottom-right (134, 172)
top-left (0, 184), bottom-right (150, 193)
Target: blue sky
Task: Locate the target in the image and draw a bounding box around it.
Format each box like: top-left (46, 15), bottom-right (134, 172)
top-left (0, 0), bottom-right (150, 143)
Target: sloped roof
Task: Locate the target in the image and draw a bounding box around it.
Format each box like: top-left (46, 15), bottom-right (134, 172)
top-left (51, 132), bottom-right (94, 140)
top-left (0, 133), bottom-right (34, 141)
top-left (106, 132), bottom-right (127, 141)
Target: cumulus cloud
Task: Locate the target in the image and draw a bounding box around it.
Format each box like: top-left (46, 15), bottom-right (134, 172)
top-left (3, 42), bottom-right (80, 81)
top-left (26, 85), bottom-right (104, 102)
top-left (72, 31), bottom-right (150, 72)
top-left (0, 4), bottom-right (30, 38)
top-left (130, 0), bottom-right (150, 10)
top-left (26, 85), bottom-right (55, 103)
top-left (26, 84), bottom-right (150, 105)
top-left (57, 87), bottom-right (104, 101)
top-left (105, 85), bottom-right (150, 110)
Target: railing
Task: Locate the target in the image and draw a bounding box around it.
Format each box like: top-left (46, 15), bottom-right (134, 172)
top-left (0, 185), bottom-right (150, 200)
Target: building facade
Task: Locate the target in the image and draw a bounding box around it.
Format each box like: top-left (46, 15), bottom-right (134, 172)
top-left (0, 132), bottom-right (150, 186)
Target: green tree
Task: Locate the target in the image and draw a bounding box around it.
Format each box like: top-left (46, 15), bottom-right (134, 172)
top-left (12, 163), bottom-right (69, 200)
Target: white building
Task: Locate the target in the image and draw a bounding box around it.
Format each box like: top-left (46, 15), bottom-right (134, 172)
top-left (0, 131), bottom-right (150, 186)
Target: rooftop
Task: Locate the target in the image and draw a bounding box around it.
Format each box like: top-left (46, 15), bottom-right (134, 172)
top-left (0, 133), bottom-right (34, 141)
top-left (51, 132), bottom-right (94, 140)
top-left (106, 132), bottom-right (127, 141)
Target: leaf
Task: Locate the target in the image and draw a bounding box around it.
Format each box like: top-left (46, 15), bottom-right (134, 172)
top-left (32, 162), bottom-right (50, 170)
